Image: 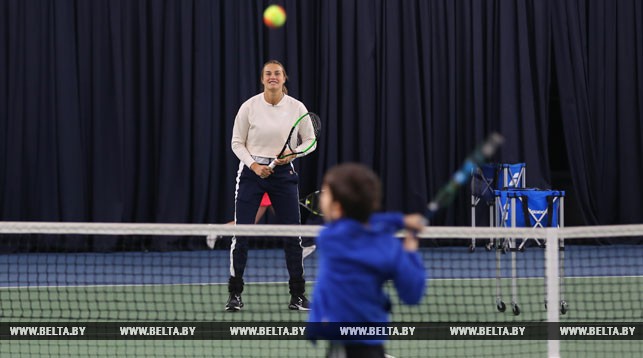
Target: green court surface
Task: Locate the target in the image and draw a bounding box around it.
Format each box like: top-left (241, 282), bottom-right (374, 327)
top-left (1, 276), bottom-right (641, 357)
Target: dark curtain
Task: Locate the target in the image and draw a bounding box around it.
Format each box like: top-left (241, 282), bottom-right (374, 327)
top-left (369, 0), bottom-right (551, 225)
top-left (0, 0), bottom-right (639, 251)
top-left (552, 0), bottom-right (643, 225)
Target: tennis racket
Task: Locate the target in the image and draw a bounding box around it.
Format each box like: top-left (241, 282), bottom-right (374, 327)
top-left (298, 190), bottom-right (323, 216)
top-left (268, 112), bottom-right (321, 169)
top-left (297, 134), bottom-right (503, 220)
top-left (426, 132), bottom-right (505, 219)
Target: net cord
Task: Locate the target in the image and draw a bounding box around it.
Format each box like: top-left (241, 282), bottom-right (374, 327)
top-left (0, 222), bottom-right (641, 239)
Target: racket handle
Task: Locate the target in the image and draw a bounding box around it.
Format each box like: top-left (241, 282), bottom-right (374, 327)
top-left (268, 160), bottom-right (277, 169)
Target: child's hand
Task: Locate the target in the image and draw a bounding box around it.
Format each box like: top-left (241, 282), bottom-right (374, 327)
top-left (403, 214), bottom-right (427, 232)
top-left (402, 214), bottom-right (427, 252)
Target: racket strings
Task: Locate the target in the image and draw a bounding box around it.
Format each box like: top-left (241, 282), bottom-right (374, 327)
top-left (309, 113), bottom-right (322, 138)
top-left (289, 113), bottom-right (321, 155)
top-left (300, 190), bottom-right (323, 216)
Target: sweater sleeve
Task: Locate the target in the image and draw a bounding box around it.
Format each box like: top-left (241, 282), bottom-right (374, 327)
top-left (393, 250), bottom-right (427, 305)
top-left (231, 103), bottom-right (256, 168)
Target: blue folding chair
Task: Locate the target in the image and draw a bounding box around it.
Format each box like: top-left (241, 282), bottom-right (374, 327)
top-left (493, 188), bottom-right (566, 315)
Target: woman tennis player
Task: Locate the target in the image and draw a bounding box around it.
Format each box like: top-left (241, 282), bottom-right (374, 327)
top-left (228, 60), bottom-right (316, 311)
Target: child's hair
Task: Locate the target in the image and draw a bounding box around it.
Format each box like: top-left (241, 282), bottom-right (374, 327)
top-left (323, 163), bottom-right (381, 222)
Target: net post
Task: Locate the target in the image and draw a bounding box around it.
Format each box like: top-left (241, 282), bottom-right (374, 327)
top-left (546, 227), bottom-right (560, 358)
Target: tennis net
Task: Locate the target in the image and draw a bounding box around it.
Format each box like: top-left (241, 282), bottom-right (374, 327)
top-left (0, 222), bottom-right (642, 357)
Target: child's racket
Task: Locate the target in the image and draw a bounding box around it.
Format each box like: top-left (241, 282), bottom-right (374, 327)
top-left (426, 132), bottom-right (505, 219)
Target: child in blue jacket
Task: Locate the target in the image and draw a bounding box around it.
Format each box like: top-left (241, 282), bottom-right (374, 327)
top-left (307, 163), bottom-right (427, 358)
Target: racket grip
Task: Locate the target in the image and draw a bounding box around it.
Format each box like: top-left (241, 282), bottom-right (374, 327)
top-left (268, 160), bottom-right (277, 169)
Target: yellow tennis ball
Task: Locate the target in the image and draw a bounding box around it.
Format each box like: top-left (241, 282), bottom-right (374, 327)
top-left (263, 5), bottom-right (286, 29)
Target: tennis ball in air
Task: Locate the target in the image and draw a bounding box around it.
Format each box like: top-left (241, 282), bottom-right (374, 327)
top-left (263, 5), bottom-right (286, 29)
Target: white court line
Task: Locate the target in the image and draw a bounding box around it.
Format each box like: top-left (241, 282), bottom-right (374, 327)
top-left (0, 281), bottom-right (288, 290)
top-left (430, 275), bottom-right (643, 281)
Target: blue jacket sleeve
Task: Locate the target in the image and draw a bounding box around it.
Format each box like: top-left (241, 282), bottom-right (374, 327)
top-left (369, 212), bottom-right (404, 234)
top-left (393, 251), bottom-right (427, 305)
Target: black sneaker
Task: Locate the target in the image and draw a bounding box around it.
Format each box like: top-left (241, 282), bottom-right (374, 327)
top-left (288, 295), bottom-right (310, 311)
top-left (225, 294), bottom-right (244, 311)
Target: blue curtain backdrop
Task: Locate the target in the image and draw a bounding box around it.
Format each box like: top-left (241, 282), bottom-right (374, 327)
top-left (0, 0), bottom-right (641, 250)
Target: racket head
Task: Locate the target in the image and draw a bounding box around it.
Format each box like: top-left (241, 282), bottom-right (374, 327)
top-left (299, 190), bottom-right (323, 216)
top-left (282, 112), bottom-right (321, 158)
top-left (426, 132), bottom-right (504, 218)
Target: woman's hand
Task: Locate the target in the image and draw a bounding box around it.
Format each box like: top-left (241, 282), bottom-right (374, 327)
top-left (273, 149), bottom-right (295, 166)
top-left (251, 162), bottom-right (274, 179)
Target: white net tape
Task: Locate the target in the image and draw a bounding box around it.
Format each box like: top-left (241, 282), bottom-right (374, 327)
top-left (0, 221), bottom-right (641, 239)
